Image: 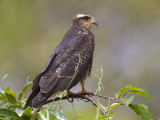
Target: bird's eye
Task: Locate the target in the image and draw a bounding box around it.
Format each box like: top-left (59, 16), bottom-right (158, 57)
top-left (83, 16), bottom-right (90, 20)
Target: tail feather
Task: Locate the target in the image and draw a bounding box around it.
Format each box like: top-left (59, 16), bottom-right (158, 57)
top-left (25, 87), bottom-right (56, 109)
top-left (25, 87), bottom-right (39, 108)
top-left (25, 93), bottom-right (48, 108)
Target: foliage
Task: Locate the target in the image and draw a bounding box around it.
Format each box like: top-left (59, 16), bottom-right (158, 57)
top-left (94, 68), bottom-right (152, 120)
top-left (0, 74), bottom-right (153, 120)
top-left (0, 80), bottom-right (67, 120)
top-left (95, 84), bottom-right (153, 120)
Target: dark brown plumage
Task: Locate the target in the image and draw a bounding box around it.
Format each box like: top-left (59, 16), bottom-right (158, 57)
top-left (25, 13), bottom-right (98, 108)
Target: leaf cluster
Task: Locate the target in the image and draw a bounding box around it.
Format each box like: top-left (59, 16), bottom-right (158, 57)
top-left (0, 81), bottom-right (66, 120)
top-left (97, 84), bottom-right (153, 120)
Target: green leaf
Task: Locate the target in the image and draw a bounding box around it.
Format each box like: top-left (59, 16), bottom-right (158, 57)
top-left (0, 96), bottom-right (7, 101)
top-left (129, 87), bottom-right (152, 101)
top-left (105, 111), bottom-right (115, 118)
top-left (21, 116), bottom-right (34, 120)
top-left (15, 106), bottom-right (32, 118)
top-left (22, 106), bottom-right (32, 117)
top-left (4, 86), bottom-right (17, 103)
top-left (119, 84), bottom-right (132, 95)
top-left (18, 81), bottom-right (32, 101)
top-left (38, 109), bottom-right (55, 120)
top-left (140, 107), bottom-right (153, 120)
top-left (0, 108), bottom-right (19, 118)
top-left (5, 93), bottom-right (16, 104)
top-left (114, 92), bottom-right (120, 98)
top-left (49, 110), bottom-right (67, 120)
top-left (120, 97), bottom-right (128, 106)
top-left (129, 104), bottom-right (141, 115)
top-left (8, 90), bottom-right (16, 98)
top-left (7, 104), bottom-right (21, 109)
top-left (138, 104), bottom-right (148, 109)
top-left (126, 96), bottom-right (134, 105)
top-left (99, 111), bottom-right (115, 119)
top-left (15, 108), bottom-right (24, 117)
top-left (129, 104), bottom-right (153, 120)
top-left (5, 86), bottom-right (10, 93)
top-left (28, 116), bottom-right (35, 120)
top-left (120, 96), bottom-right (134, 106)
top-left (109, 103), bottom-right (121, 110)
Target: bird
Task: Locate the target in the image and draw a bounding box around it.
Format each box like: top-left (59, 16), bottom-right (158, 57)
top-left (25, 13), bottom-right (98, 108)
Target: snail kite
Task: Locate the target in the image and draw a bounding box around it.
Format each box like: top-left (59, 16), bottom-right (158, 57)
top-left (25, 13), bottom-right (98, 108)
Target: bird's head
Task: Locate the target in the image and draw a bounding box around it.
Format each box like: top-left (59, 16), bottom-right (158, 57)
top-left (72, 13), bottom-right (98, 29)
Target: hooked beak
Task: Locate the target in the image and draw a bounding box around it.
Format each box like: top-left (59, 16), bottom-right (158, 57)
top-left (93, 21), bottom-right (98, 28)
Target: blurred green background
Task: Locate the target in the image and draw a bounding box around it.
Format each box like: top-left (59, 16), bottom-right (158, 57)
top-left (0, 0), bottom-right (160, 119)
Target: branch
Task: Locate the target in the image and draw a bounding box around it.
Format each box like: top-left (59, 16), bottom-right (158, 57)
top-left (93, 94), bottom-right (118, 103)
top-left (83, 95), bottom-right (106, 116)
top-left (43, 92), bottom-right (117, 116)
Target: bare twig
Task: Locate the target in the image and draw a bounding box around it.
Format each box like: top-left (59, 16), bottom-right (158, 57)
top-left (94, 94), bottom-right (118, 103)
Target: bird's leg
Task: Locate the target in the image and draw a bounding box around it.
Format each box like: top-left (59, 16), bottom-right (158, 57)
top-left (65, 90), bottom-right (74, 102)
top-left (78, 83), bottom-right (94, 95)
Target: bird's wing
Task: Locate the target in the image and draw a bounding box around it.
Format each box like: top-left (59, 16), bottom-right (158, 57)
top-left (32, 43), bottom-right (62, 91)
top-left (35, 33), bottom-right (93, 93)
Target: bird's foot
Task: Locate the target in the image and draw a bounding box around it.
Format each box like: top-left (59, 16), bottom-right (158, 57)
top-left (65, 90), bottom-right (75, 102)
top-left (78, 90), bottom-right (94, 96)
